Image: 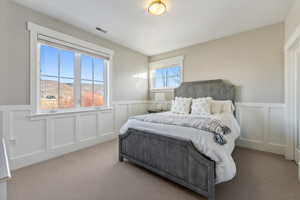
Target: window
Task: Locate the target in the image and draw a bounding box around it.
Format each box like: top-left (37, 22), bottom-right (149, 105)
top-left (40, 45), bottom-right (76, 110)
top-left (39, 44), bottom-right (107, 111)
top-left (149, 56), bottom-right (184, 90)
top-left (28, 22), bottom-right (113, 113)
top-left (154, 66), bottom-right (182, 89)
top-left (80, 54), bottom-right (106, 107)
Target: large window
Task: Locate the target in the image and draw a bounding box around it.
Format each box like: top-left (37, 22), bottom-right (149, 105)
top-left (39, 44), bottom-right (108, 112)
top-left (149, 56), bottom-right (184, 90)
top-left (28, 22), bottom-right (112, 114)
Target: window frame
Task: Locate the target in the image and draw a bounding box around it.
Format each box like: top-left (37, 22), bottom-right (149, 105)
top-left (149, 56), bottom-right (184, 92)
top-left (28, 22), bottom-right (113, 114)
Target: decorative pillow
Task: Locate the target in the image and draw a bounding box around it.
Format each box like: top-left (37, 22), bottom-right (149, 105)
top-left (171, 97), bottom-right (192, 114)
top-left (211, 100), bottom-right (223, 114)
top-left (211, 100), bottom-right (235, 114)
top-left (191, 97), bottom-right (212, 115)
top-left (222, 100), bottom-right (235, 113)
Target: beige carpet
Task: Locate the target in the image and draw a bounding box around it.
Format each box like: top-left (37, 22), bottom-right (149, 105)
top-left (7, 139), bottom-right (300, 200)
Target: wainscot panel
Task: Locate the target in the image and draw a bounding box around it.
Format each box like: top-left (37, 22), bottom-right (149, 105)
top-left (236, 103), bottom-right (286, 155)
top-left (0, 102), bottom-right (149, 170)
top-left (0, 102), bottom-right (286, 170)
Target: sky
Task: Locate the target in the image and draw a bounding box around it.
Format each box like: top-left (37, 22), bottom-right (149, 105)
top-left (40, 45), bottom-right (105, 83)
top-left (155, 66), bottom-right (181, 88)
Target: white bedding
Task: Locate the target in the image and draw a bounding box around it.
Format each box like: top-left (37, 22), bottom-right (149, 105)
top-left (120, 112), bottom-right (240, 184)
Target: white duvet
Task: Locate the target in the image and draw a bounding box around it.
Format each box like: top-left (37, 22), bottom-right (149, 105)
top-left (120, 112), bottom-right (240, 184)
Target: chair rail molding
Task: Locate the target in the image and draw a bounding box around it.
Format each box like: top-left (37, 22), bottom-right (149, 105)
top-left (0, 101), bottom-right (286, 170)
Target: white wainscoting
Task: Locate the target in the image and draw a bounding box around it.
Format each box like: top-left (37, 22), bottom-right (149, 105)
top-left (114, 101), bottom-right (149, 131)
top-left (0, 102), bottom-right (150, 170)
top-left (236, 103), bottom-right (286, 155)
top-left (0, 102), bottom-right (286, 171)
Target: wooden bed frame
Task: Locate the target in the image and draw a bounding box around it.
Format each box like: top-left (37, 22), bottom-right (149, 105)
top-left (119, 79), bottom-right (235, 200)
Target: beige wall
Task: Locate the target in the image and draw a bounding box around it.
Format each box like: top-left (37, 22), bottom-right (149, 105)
top-left (150, 23), bottom-right (284, 103)
top-left (0, 0), bottom-right (8, 106)
top-left (285, 0), bottom-right (300, 42)
top-left (0, 1), bottom-right (148, 105)
top-left (0, 1), bottom-right (287, 104)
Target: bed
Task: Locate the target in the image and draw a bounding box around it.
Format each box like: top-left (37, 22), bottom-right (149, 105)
top-left (119, 79), bottom-right (239, 200)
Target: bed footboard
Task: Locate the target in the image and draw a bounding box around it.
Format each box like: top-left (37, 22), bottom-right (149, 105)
top-left (119, 128), bottom-right (215, 200)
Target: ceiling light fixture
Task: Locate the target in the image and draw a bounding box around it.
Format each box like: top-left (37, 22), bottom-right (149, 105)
top-left (148, 0), bottom-right (167, 16)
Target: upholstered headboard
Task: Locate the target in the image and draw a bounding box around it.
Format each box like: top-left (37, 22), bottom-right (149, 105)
top-left (174, 79), bottom-right (235, 102)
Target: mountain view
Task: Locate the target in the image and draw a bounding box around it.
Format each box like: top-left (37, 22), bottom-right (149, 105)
top-left (40, 79), bottom-right (104, 110)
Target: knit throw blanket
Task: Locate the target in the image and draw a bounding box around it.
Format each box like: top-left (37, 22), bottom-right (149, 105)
top-left (130, 114), bottom-right (231, 145)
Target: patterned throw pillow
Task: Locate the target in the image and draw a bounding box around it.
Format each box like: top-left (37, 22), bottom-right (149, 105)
top-left (191, 97), bottom-right (212, 115)
top-left (171, 97), bottom-right (192, 114)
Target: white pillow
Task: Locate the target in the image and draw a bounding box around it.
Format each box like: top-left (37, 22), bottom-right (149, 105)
top-left (191, 97), bottom-right (212, 115)
top-left (211, 100), bottom-right (235, 114)
top-left (222, 101), bottom-right (235, 113)
top-left (171, 97), bottom-right (192, 114)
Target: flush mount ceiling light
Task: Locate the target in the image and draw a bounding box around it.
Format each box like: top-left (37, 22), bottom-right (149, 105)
top-left (148, 0), bottom-right (167, 16)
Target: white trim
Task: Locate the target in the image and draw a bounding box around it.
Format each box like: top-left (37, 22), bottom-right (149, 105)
top-left (149, 56), bottom-right (184, 90)
top-left (0, 105), bottom-right (32, 110)
top-left (27, 22), bottom-right (114, 57)
top-left (236, 102), bottom-right (285, 108)
top-left (0, 139), bottom-right (11, 182)
top-left (285, 23), bottom-right (300, 161)
top-left (27, 22), bottom-right (113, 115)
top-left (112, 100), bottom-right (150, 105)
top-left (29, 107), bottom-right (114, 119)
top-left (296, 148), bottom-right (300, 182)
top-left (285, 22), bottom-right (300, 51)
top-left (298, 163), bottom-right (300, 183)
top-left (29, 29), bottom-right (39, 114)
top-left (149, 56), bottom-right (184, 69)
top-left (74, 52), bottom-right (81, 108)
top-left (150, 88), bottom-right (175, 93)
top-left (0, 101), bottom-right (149, 110)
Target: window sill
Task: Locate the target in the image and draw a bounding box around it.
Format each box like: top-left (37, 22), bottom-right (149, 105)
top-left (28, 106), bottom-right (114, 119)
top-left (150, 88), bottom-right (175, 93)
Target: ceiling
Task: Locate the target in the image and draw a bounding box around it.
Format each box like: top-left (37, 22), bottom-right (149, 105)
top-left (13, 0), bottom-right (294, 56)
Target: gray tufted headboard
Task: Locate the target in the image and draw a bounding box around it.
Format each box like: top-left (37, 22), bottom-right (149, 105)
top-left (174, 79), bottom-right (235, 103)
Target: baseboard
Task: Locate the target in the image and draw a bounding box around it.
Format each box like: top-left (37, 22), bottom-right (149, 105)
top-left (237, 138), bottom-right (286, 155)
top-left (10, 132), bottom-right (117, 170)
